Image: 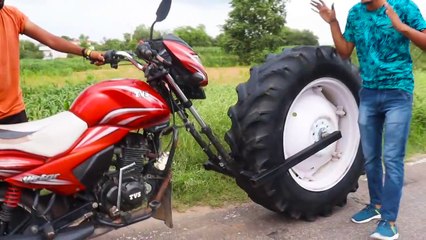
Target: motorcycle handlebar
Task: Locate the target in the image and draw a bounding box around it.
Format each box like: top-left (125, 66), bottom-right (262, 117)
top-left (103, 47), bottom-right (173, 84)
top-left (103, 50), bottom-right (118, 68)
top-left (104, 44), bottom-right (172, 70)
top-left (104, 50), bottom-right (145, 70)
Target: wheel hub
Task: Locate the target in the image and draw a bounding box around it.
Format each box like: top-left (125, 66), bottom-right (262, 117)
top-left (311, 118), bottom-right (332, 143)
top-left (283, 78), bottom-right (360, 191)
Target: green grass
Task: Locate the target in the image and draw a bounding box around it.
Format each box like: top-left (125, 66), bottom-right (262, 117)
top-left (21, 58), bottom-right (97, 77)
top-left (407, 71), bottom-right (426, 157)
top-left (171, 83), bottom-right (249, 209)
top-left (23, 82), bottom-right (92, 120)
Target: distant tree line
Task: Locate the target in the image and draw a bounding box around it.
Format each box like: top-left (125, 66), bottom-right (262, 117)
top-left (21, 0), bottom-right (319, 65)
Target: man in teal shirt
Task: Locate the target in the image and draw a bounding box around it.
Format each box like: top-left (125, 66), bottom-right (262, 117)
top-left (311, 0), bottom-right (426, 239)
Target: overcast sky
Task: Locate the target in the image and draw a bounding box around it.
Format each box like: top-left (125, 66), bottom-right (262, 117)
top-left (9, 0), bottom-right (426, 45)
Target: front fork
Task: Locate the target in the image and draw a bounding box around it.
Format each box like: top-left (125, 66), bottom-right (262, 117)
top-left (164, 75), bottom-right (235, 177)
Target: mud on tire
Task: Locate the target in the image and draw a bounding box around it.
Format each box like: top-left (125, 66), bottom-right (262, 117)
top-left (226, 46), bottom-right (364, 220)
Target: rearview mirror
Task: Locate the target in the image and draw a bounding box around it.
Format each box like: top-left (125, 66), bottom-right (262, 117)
top-left (156, 0), bottom-right (172, 22)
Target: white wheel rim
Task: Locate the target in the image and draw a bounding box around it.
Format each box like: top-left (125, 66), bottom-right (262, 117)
top-left (282, 77), bottom-right (359, 192)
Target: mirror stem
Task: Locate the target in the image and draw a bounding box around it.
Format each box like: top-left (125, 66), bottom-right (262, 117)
top-left (150, 21), bottom-right (157, 40)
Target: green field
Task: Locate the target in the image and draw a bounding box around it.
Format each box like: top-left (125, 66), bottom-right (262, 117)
top-left (21, 59), bottom-right (426, 209)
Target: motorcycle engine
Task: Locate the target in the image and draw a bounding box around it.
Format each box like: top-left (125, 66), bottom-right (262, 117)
top-left (101, 177), bottom-right (147, 212)
top-left (97, 132), bottom-right (164, 213)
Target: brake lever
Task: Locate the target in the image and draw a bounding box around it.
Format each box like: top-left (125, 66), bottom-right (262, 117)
top-left (156, 55), bottom-right (172, 67)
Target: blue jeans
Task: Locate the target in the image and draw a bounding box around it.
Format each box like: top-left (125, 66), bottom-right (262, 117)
top-left (358, 88), bottom-right (413, 222)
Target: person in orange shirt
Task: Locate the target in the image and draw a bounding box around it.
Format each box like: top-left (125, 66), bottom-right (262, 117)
top-left (0, 0), bottom-right (105, 124)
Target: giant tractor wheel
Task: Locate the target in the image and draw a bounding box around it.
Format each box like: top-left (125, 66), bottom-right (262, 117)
top-left (226, 46), bottom-right (364, 220)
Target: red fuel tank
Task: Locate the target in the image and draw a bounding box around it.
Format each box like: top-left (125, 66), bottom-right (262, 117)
top-left (70, 79), bottom-right (170, 129)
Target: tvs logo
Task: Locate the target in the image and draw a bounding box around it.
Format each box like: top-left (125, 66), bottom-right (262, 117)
top-left (131, 90), bottom-right (150, 99)
top-left (116, 86), bottom-right (149, 99)
top-left (129, 192), bottom-right (142, 200)
top-left (115, 86), bottom-right (160, 103)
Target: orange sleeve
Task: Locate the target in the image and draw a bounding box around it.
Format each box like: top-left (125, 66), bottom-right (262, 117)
top-left (8, 6), bottom-right (29, 33)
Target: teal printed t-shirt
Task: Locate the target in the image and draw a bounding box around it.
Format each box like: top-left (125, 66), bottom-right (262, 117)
top-left (343, 0), bottom-right (426, 93)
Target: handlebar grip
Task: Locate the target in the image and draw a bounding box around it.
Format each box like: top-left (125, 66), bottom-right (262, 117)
top-left (104, 50), bottom-right (119, 69)
top-left (103, 50), bottom-right (116, 64)
top-left (136, 42), bottom-right (156, 61)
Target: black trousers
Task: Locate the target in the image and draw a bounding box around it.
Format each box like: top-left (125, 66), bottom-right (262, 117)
top-left (0, 110), bottom-right (28, 124)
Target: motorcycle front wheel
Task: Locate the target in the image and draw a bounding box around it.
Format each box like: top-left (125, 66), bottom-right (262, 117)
top-left (226, 46), bottom-right (364, 220)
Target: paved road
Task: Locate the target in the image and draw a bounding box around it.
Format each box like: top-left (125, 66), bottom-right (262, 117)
top-left (99, 159), bottom-right (426, 240)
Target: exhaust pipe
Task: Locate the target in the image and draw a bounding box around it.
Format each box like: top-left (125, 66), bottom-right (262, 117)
top-left (1, 223), bottom-right (94, 240)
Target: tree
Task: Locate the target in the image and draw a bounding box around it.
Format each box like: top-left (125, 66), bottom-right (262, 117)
top-left (96, 38), bottom-right (127, 51)
top-left (126, 24), bottom-right (163, 50)
top-left (214, 33), bottom-right (227, 47)
top-left (93, 25), bottom-right (162, 52)
top-left (281, 27), bottom-right (319, 46)
top-left (222, 0), bottom-right (287, 64)
top-left (132, 24), bottom-right (161, 42)
top-left (173, 25), bottom-right (213, 47)
top-left (20, 40), bottom-right (43, 59)
top-left (78, 34), bottom-right (90, 48)
top-left (123, 33), bottom-right (135, 50)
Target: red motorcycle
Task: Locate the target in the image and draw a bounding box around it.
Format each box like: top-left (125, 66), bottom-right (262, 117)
top-left (1, 0), bottom-right (364, 239)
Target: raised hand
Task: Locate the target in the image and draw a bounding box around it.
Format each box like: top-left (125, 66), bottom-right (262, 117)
top-left (311, 0), bottom-right (337, 24)
top-left (384, 2), bottom-right (406, 32)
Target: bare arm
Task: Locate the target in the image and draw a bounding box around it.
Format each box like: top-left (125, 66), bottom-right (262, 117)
top-left (24, 20), bottom-right (83, 55)
top-left (329, 20), bottom-right (355, 59)
top-left (23, 20), bottom-right (104, 64)
top-left (399, 28), bottom-right (426, 51)
top-left (311, 1), bottom-right (354, 59)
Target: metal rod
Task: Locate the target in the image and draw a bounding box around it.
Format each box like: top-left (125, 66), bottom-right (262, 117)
top-left (41, 193), bottom-right (56, 216)
top-left (165, 74), bottom-right (234, 173)
top-left (117, 162), bottom-right (136, 211)
top-left (165, 75), bottom-right (208, 128)
top-left (115, 51), bottom-right (145, 70)
top-left (250, 131), bottom-right (342, 187)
